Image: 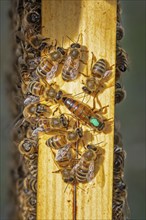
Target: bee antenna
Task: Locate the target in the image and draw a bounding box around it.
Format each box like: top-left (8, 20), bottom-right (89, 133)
top-left (66, 35), bottom-right (74, 43)
top-left (77, 185), bottom-right (86, 192)
top-left (64, 183), bottom-right (69, 193)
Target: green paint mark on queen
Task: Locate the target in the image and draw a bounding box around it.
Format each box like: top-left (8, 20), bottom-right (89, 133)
top-left (90, 117), bottom-right (100, 127)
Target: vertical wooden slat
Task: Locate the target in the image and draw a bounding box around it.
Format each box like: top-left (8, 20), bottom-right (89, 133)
top-left (37, 1), bottom-right (117, 219)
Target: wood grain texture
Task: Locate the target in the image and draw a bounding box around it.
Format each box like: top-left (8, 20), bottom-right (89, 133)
top-left (37, 1), bottom-right (117, 220)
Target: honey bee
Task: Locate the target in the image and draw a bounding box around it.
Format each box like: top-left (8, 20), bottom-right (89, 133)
top-left (116, 46), bottom-right (128, 72)
top-left (82, 58), bottom-right (112, 107)
top-left (23, 102), bottom-right (51, 124)
top-left (112, 197), bottom-right (126, 220)
top-left (36, 46), bottom-right (66, 82)
top-left (24, 193), bottom-right (37, 210)
top-left (114, 145), bottom-right (126, 176)
top-left (26, 34), bottom-right (50, 51)
top-left (46, 127), bottom-right (83, 149)
top-left (115, 82), bottom-right (126, 104)
top-left (32, 114), bottom-right (69, 136)
top-left (55, 144), bottom-right (75, 168)
top-left (27, 80), bottom-right (45, 97)
top-left (72, 144), bottom-right (101, 183)
top-left (18, 138), bottom-right (38, 157)
top-left (61, 168), bottom-right (75, 183)
top-left (24, 175), bottom-right (37, 193)
top-left (59, 93), bottom-right (107, 132)
top-left (62, 42), bottom-right (83, 81)
top-left (116, 22), bottom-right (124, 41)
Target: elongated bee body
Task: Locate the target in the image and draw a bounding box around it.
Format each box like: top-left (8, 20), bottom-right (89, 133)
top-left (46, 128), bottom-right (83, 149)
top-left (36, 47), bottom-right (66, 82)
top-left (61, 96), bottom-right (105, 131)
top-left (115, 82), bottom-right (126, 104)
top-left (62, 43), bottom-right (81, 81)
top-left (73, 145), bottom-right (99, 183)
top-left (116, 46), bottom-right (128, 72)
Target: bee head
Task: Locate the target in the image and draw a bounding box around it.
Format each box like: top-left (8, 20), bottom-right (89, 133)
top-left (71, 43), bottom-right (80, 49)
top-left (57, 47), bottom-right (66, 56)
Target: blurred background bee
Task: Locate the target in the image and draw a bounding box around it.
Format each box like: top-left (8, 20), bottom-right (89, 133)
top-left (115, 82), bottom-right (126, 104)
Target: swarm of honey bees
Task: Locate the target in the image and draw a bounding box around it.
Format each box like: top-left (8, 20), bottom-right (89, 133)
top-left (7, 0), bottom-right (129, 219)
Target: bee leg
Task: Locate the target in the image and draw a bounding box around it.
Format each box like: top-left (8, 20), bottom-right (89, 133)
top-left (52, 105), bottom-right (60, 116)
top-left (52, 169), bottom-right (62, 173)
top-left (93, 105), bottom-right (109, 114)
top-left (96, 96), bottom-right (102, 109)
top-left (79, 71), bottom-right (88, 77)
top-left (79, 59), bottom-right (87, 65)
top-left (91, 52), bottom-right (97, 71)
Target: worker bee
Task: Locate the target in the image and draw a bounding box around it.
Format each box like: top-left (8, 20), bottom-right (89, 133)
top-left (24, 175), bottom-right (37, 193)
top-left (46, 127), bottom-right (83, 149)
top-left (116, 22), bottom-right (124, 41)
top-left (27, 80), bottom-right (45, 97)
top-left (32, 114), bottom-right (69, 136)
top-left (112, 197), bottom-right (126, 220)
top-left (18, 138), bottom-right (38, 157)
top-left (113, 178), bottom-right (127, 198)
top-left (116, 46), bottom-right (128, 72)
top-left (26, 34), bottom-right (50, 51)
top-left (62, 42), bottom-right (83, 81)
top-left (61, 168), bottom-right (75, 183)
top-left (55, 144), bottom-right (75, 168)
top-left (72, 144), bottom-right (101, 183)
top-left (114, 145), bottom-right (126, 176)
top-left (23, 102), bottom-right (51, 124)
top-left (82, 58), bottom-right (112, 107)
top-left (115, 82), bottom-right (126, 104)
top-left (36, 46), bottom-right (66, 82)
top-left (24, 193), bottom-right (37, 210)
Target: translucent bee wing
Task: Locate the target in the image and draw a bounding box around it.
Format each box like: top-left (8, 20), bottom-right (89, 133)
top-left (55, 145), bottom-right (70, 161)
top-left (63, 56), bottom-right (72, 69)
top-left (46, 64), bottom-right (58, 83)
top-left (123, 198), bottom-right (131, 220)
top-left (24, 95), bottom-right (40, 106)
top-left (32, 127), bottom-right (44, 137)
top-left (87, 161), bottom-right (95, 182)
top-left (103, 70), bottom-right (112, 79)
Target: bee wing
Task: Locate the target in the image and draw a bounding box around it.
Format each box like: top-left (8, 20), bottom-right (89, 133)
top-left (32, 127), bottom-right (44, 137)
top-left (103, 70), bottom-right (112, 79)
top-left (24, 95), bottom-right (40, 106)
top-left (87, 161), bottom-right (95, 182)
top-left (63, 56), bottom-right (72, 70)
top-left (55, 145), bottom-right (70, 161)
top-left (46, 64), bottom-right (58, 82)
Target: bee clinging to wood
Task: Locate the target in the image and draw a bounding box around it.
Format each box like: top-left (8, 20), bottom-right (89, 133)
top-left (62, 35), bottom-right (87, 81)
top-left (82, 57), bottom-right (112, 108)
top-left (116, 22), bottom-right (124, 41)
top-left (114, 145), bottom-right (126, 177)
top-left (72, 144), bottom-right (102, 183)
top-left (36, 42), bottom-right (66, 82)
top-left (115, 82), bottom-right (126, 104)
top-left (116, 46), bottom-right (128, 72)
top-left (46, 127), bottom-right (83, 149)
top-left (18, 138), bottom-right (38, 157)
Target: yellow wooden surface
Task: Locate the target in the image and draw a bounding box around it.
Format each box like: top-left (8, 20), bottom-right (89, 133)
top-left (37, 1), bottom-right (117, 220)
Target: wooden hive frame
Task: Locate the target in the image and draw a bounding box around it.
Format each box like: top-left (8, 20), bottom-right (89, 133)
top-left (37, 1), bottom-right (117, 219)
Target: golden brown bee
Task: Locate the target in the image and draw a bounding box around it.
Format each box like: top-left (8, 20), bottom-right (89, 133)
top-left (116, 46), bottom-right (128, 72)
top-left (91, 58), bottom-right (111, 79)
top-left (73, 144), bottom-right (101, 183)
top-left (115, 82), bottom-right (126, 104)
top-left (62, 43), bottom-right (82, 81)
top-left (23, 102), bottom-right (51, 124)
top-left (59, 94), bottom-right (106, 132)
top-left (46, 127), bottom-right (83, 149)
top-left (24, 193), bottom-right (37, 210)
top-left (112, 197), bottom-right (126, 220)
top-left (61, 168), bottom-right (75, 183)
top-left (27, 81), bottom-right (45, 96)
top-left (55, 144), bottom-right (76, 168)
top-left (116, 22), bottom-right (124, 41)
top-left (24, 175), bottom-right (37, 193)
top-left (114, 145), bottom-right (126, 176)
top-left (36, 46), bottom-right (66, 82)
top-left (26, 34), bottom-right (50, 51)
top-left (32, 114), bottom-right (69, 136)
top-left (18, 138), bottom-right (37, 157)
